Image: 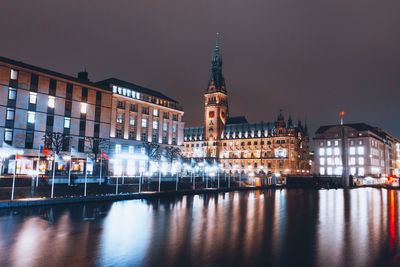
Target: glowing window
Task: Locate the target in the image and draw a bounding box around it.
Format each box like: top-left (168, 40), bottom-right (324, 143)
top-left (334, 147), bottom-right (340, 155)
top-left (64, 117), bottom-right (71, 128)
top-left (357, 147), bottom-right (364, 155)
top-left (319, 148), bottom-right (325, 156)
top-left (319, 158), bottom-right (325, 165)
top-left (27, 111), bottom-right (35, 123)
top-left (8, 87), bottom-right (16, 100)
top-left (326, 148), bottom-right (332, 156)
top-left (117, 114), bottom-right (123, 124)
top-left (358, 157), bottom-right (364, 165)
top-left (48, 96), bottom-right (55, 108)
top-left (358, 167), bottom-right (365, 176)
top-left (29, 92), bottom-right (37, 104)
top-left (349, 147), bottom-right (356, 155)
top-left (10, 69), bottom-right (18, 80)
top-left (80, 103), bottom-right (87, 113)
top-left (115, 144), bottom-right (121, 154)
top-left (6, 108), bottom-right (15, 121)
top-left (4, 128), bottom-right (13, 141)
top-left (142, 118), bottom-right (147, 128)
top-left (152, 121), bottom-right (158, 129)
top-left (320, 167), bottom-right (325, 175)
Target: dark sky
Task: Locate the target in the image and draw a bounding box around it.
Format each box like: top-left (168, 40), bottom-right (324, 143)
top-left (1, 1), bottom-right (400, 138)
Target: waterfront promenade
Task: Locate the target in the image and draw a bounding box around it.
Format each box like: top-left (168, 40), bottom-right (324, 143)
top-left (0, 175), bottom-right (273, 208)
top-left (0, 174), bottom-right (397, 209)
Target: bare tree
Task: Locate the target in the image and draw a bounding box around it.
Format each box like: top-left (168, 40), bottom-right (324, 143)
top-left (85, 137), bottom-right (110, 175)
top-left (43, 131), bottom-right (70, 155)
top-left (165, 146), bottom-right (181, 171)
top-left (42, 132), bottom-right (70, 176)
top-left (142, 141), bottom-right (161, 172)
top-left (85, 137), bottom-right (110, 162)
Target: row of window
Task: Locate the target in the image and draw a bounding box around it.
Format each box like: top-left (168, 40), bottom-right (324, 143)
top-left (319, 157), bottom-right (365, 166)
top-left (185, 139), bottom-right (294, 148)
top-left (116, 115), bottom-right (177, 132)
top-left (319, 140), bottom-right (363, 147)
top-left (224, 161), bottom-right (285, 170)
top-left (319, 147), bottom-right (364, 156)
top-left (320, 167), bottom-right (365, 176)
top-left (6, 108), bottom-right (72, 128)
top-left (114, 131), bottom-right (176, 145)
top-left (112, 85), bottom-right (180, 111)
top-left (116, 101), bottom-right (179, 120)
top-left (8, 87), bottom-right (89, 115)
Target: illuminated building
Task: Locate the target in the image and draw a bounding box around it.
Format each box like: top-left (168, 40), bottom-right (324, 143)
top-left (182, 33), bottom-right (310, 175)
top-left (314, 123), bottom-right (400, 178)
top-left (0, 56), bottom-right (184, 177)
top-left (97, 78), bottom-right (184, 175)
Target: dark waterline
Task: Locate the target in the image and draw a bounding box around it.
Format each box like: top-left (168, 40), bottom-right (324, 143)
top-left (0, 188), bottom-right (399, 267)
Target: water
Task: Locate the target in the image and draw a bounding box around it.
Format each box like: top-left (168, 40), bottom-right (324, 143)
top-left (0, 188), bottom-right (399, 267)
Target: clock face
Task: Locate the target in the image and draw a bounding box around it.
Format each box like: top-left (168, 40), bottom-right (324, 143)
top-left (209, 111), bottom-right (215, 118)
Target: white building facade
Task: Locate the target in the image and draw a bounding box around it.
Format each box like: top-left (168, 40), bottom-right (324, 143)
top-left (314, 123), bottom-right (400, 178)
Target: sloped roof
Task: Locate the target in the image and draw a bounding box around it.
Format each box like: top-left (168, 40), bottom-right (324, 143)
top-left (226, 116), bottom-right (248, 124)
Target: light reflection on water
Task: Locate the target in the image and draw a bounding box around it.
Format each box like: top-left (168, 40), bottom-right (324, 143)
top-left (0, 188), bottom-right (399, 267)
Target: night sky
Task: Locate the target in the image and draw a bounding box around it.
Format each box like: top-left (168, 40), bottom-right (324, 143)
top-left (1, 1), bottom-right (399, 138)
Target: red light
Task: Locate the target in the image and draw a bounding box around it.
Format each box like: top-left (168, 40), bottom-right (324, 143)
top-left (339, 110), bottom-right (345, 117)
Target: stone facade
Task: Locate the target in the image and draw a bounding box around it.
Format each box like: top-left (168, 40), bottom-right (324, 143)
top-left (182, 34), bottom-right (310, 176)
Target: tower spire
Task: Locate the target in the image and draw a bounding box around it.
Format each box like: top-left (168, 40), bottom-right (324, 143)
top-left (287, 113), bottom-right (293, 128)
top-left (207, 32), bottom-right (226, 94)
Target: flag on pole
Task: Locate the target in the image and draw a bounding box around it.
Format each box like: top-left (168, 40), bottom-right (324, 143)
top-left (102, 151), bottom-right (109, 160)
top-left (40, 146), bottom-right (52, 155)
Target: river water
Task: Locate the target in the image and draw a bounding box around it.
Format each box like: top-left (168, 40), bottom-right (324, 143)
top-left (0, 188), bottom-right (399, 267)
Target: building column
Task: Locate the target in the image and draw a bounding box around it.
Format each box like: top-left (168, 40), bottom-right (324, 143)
top-left (168, 116), bottom-right (173, 145)
top-left (110, 98), bottom-right (117, 138)
top-left (158, 111), bottom-right (163, 144)
top-left (136, 104), bottom-right (142, 141)
top-left (123, 100), bottom-right (130, 139)
top-left (148, 107), bottom-right (153, 142)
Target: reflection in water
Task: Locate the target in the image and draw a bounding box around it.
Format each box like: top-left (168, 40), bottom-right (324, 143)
top-left (0, 188), bottom-right (399, 267)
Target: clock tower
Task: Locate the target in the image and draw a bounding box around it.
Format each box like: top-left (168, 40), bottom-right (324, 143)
top-left (204, 32), bottom-right (228, 149)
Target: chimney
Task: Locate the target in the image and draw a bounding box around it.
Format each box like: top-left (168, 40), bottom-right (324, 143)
top-left (78, 71), bottom-right (89, 81)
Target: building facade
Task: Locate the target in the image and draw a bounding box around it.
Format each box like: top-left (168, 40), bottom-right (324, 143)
top-left (97, 78), bottom-right (184, 175)
top-left (182, 34), bottom-right (311, 176)
top-left (0, 56), bottom-right (184, 177)
top-left (313, 123), bottom-right (400, 178)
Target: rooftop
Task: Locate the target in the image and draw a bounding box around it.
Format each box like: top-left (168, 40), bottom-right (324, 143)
top-left (96, 77), bottom-right (179, 104)
top-left (0, 56), bottom-right (109, 91)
